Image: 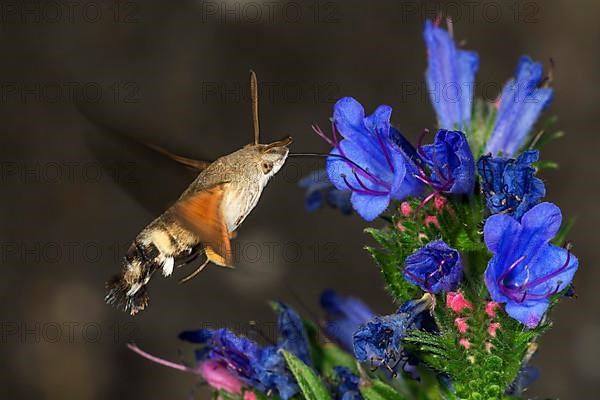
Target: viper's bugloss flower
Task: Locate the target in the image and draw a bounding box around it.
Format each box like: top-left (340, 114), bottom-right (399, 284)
top-left (419, 130), bottom-right (475, 195)
top-left (353, 297), bottom-right (430, 373)
top-left (273, 302), bottom-right (311, 365)
top-left (424, 19), bottom-right (479, 130)
top-left (299, 169), bottom-right (352, 214)
top-left (320, 290), bottom-right (375, 353)
top-left (478, 150), bottom-right (545, 220)
top-left (317, 97), bottom-right (425, 221)
top-left (179, 303), bottom-right (310, 399)
top-left (484, 202), bottom-right (578, 327)
top-left (333, 366), bottom-right (362, 400)
top-left (485, 56), bottom-right (553, 156)
top-left (126, 344), bottom-right (257, 398)
top-left (256, 346), bottom-right (298, 400)
top-left (353, 314), bottom-right (409, 369)
top-left (403, 240), bottom-right (463, 293)
top-left (179, 328), bottom-right (264, 387)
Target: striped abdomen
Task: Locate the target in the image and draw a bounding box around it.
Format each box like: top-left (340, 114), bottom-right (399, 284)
top-left (105, 213), bottom-right (199, 315)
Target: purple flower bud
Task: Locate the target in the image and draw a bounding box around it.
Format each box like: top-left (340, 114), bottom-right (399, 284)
top-left (485, 56), bottom-right (553, 157)
top-left (403, 240), bottom-right (464, 293)
top-left (420, 129), bottom-right (475, 195)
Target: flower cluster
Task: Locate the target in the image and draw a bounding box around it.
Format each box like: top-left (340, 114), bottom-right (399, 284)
top-left (134, 19), bottom-right (578, 400)
top-left (130, 303), bottom-right (310, 399)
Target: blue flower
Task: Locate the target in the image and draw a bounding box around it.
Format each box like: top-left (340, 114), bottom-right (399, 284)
top-left (257, 346), bottom-right (299, 400)
top-left (179, 328), bottom-right (264, 387)
top-left (485, 56), bottom-right (553, 156)
top-left (179, 303), bottom-right (311, 399)
top-left (420, 130), bottom-right (475, 195)
top-left (333, 367), bottom-right (362, 400)
top-left (320, 290), bottom-right (375, 353)
top-left (317, 97), bottom-right (425, 221)
top-left (424, 19), bottom-right (479, 130)
top-left (298, 169), bottom-right (352, 214)
top-left (353, 297), bottom-right (431, 374)
top-left (273, 302), bottom-right (311, 365)
top-left (484, 202), bottom-right (578, 327)
top-left (403, 240), bottom-right (464, 293)
top-left (353, 314), bottom-right (408, 369)
top-left (478, 150), bottom-right (545, 220)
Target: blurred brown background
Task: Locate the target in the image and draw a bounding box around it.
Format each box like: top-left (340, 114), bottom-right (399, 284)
top-left (0, 0), bottom-right (598, 398)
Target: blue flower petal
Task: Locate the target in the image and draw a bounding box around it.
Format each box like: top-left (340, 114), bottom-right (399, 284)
top-left (333, 97), bottom-right (373, 149)
top-left (421, 130), bottom-right (475, 194)
top-left (274, 303), bottom-right (311, 365)
top-left (320, 290), bottom-right (375, 352)
top-left (322, 98), bottom-right (425, 220)
top-left (350, 192), bottom-right (391, 221)
top-left (424, 20), bottom-right (479, 130)
top-left (178, 328), bottom-right (214, 344)
top-left (504, 297), bottom-right (550, 328)
top-left (334, 367), bottom-right (362, 400)
top-left (257, 347), bottom-right (298, 400)
top-left (478, 150), bottom-right (545, 220)
top-left (485, 56), bottom-right (553, 156)
top-left (484, 202), bottom-right (578, 327)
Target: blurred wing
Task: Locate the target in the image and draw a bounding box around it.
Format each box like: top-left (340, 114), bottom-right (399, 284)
top-left (172, 183), bottom-right (233, 267)
top-left (145, 143), bottom-right (211, 172)
top-left (80, 105), bottom-right (213, 215)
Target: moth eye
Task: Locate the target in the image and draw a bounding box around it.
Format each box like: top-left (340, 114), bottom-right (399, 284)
top-left (261, 162), bottom-right (273, 174)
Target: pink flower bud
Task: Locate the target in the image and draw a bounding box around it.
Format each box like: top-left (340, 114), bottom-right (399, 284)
top-left (434, 195), bottom-right (448, 211)
top-left (425, 215), bottom-right (440, 228)
top-left (400, 202), bottom-right (413, 216)
top-left (454, 317), bottom-right (469, 334)
top-left (485, 301), bottom-right (500, 318)
top-left (396, 222), bottom-right (407, 232)
top-left (446, 291), bottom-right (473, 313)
top-left (200, 360), bottom-right (244, 395)
top-left (485, 342), bottom-right (494, 353)
top-left (244, 391), bottom-right (258, 400)
top-left (487, 322), bottom-right (501, 338)
top-left (459, 337), bottom-right (471, 349)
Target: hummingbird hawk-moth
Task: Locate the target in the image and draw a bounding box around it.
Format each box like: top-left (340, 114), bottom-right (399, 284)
top-left (103, 71), bottom-right (292, 315)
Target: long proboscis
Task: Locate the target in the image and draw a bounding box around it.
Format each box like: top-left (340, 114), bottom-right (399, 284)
top-left (289, 152), bottom-right (375, 177)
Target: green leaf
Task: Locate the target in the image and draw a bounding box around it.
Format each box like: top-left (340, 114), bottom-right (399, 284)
top-left (319, 343), bottom-right (358, 377)
top-left (360, 379), bottom-right (407, 400)
top-left (281, 350), bottom-right (332, 400)
top-left (534, 160), bottom-right (559, 170)
top-left (302, 317), bottom-right (357, 378)
top-left (552, 217), bottom-right (576, 246)
top-left (251, 389), bottom-right (268, 400)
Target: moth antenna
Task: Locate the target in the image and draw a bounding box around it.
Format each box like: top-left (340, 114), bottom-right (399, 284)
top-left (250, 69), bottom-right (260, 145)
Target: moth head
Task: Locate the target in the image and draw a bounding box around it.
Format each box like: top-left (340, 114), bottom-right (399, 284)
top-left (256, 136), bottom-right (292, 177)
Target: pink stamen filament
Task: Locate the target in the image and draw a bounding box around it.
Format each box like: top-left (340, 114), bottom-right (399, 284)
top-left (127, 343), bottom-right (193, 373)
